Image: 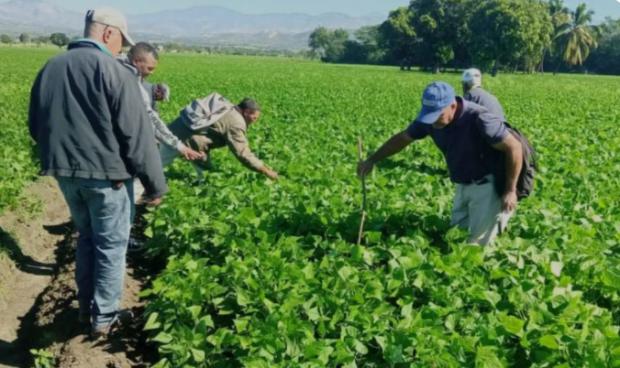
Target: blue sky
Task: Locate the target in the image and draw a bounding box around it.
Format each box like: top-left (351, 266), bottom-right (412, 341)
top-left (32, 0), bottom-right (407, 16)
top-left (6, 0), bottom-right (620, 20)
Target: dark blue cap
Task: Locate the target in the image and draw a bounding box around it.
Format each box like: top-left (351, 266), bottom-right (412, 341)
top-left (416, 81), bottom-right (456, 124)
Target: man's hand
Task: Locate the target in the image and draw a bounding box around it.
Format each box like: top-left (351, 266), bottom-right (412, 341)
top-left (502, 190), bottom-right (518, 212)
top-left (260, 166), bottom-right (279, 181)
top-left (143, 196), bottom-right (163, 207)
top-left (356, 131), bottom-right (413, 178)
top-left (153, 83), bottom-right (170, 102)
top-left (179, 145), bottom-right (205, 161)
top-left (112, 181), bottom-right (125, 190)
top-left (357, 160), bottom-right (374, 178)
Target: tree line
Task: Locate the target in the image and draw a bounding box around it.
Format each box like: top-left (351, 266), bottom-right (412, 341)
top-left (0, 32), bottom-right (312, 58)
top-left (0, 32), bottom-right (72, 47)
top-left (308, 0), bottom-right (620, 75)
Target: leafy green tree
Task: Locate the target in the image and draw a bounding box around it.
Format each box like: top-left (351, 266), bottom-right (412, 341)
top-left (469, 0), bottom-right (552, 74)
top-left (308, 26), bottom-right (331, 59)
top-left (340, 40), bottom-right (369, 64)
top-left (409, 0), bottom-right (458, 73)
top-left (446, 0), bottom-right (476, 70)
top-left (308, 25), bottom-right (383, 65)
top-left (0, 34), bottom-right (13, 44)
top-left (49, 32), bottom-right (69, 48)
top-left (598, 16), bottom-right (620, 35)
top-left (377, 7), bottom-right (417, 69)
top-left (353, 25), bottom-right (384, 64)
top-left (18, 33), bottom-right (30, 43)
top-left (585, 18), bottom-right (620, 75)
top-left (308, 27), bottom-right (349, 62)
top-left (554, 3), bottom-right (597, 68)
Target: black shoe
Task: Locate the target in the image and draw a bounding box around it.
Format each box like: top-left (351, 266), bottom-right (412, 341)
top-left (90, 309), bottom-right (134, 340)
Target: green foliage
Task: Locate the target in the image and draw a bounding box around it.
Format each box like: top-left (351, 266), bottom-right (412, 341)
top-left (586, 31), bottom-right (620, 75)
top-left (553, 3), bottom-right (598, 67)
top-left (0, 49), bottom-right (53, 213)
top-left (350, 26), bottom-right (384, 65)
top-left (469, 0), bottom-right (552, 73)
top-left (134, 54), bottom-right (620, 366)
top-left (2, 48), bottom-right (619, 367)
top-left (0, 34), bottom-right (13, 44)
top-left (308, 25), bottom-right (384, 65)
top-left (49, 32), bottom-right (69, 48)
top-left (30, 348), bottom-right (55, 368)
top-left (313, 0), bottom-right (614, 74)
top-left (377, 7), bottom-right (417, 69)
top-left (409, 0), bottom-right (469, 72)
top-left (308, 27), bottom-right (350, 63)
top-left (19, 32), bottom-right (30, 43)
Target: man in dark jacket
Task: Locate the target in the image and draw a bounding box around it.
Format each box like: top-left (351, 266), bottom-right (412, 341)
top-left (28, 7), bottom-right (167, 338)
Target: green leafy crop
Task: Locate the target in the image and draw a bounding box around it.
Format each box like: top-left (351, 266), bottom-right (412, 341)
top-left (3, 49), bottom-right (619, 367)
top-left (0, 48), bottom-right (53, 213)
top-left (139, 55), bottom-right (620, 367)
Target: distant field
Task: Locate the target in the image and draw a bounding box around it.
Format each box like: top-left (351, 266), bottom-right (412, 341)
top-left (1, 48), bottom-right (619, 366)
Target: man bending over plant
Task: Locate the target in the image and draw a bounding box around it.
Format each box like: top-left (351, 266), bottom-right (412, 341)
top-left (357, 82), bottom-right (523, 245)
top-left (161, 93), bottom-right (279, 181)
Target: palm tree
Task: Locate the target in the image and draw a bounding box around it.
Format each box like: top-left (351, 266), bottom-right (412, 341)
top-left (540, 0), bottom-right (570, 72)
top-left (548, 0), bottom-right (568, 19)
top-left (554, 3), bottom-right (598, 68)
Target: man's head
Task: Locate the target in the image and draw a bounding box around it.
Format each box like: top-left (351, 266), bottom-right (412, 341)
top-left (461, 68), bottom-right (482, 94)
top-left (238, 98), bottom-right (261, 125)
top-left (84, 8), bottom-right (134, 56)
top-left (416, 81), bottom-right (458, 130)
top-left (128, 42), bottom-right (159, 78)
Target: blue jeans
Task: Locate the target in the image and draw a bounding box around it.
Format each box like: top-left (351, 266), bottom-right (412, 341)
top-left (56, 177), bottom-right (134, 328)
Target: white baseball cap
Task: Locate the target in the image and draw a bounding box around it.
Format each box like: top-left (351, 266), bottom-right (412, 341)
top-left (85, 7), bottom-right (134, 46)
top-left (462, 68), bottom-right (482, 87)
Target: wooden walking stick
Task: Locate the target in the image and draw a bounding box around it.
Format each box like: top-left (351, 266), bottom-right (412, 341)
top-left (357, 137), bottom-right (367, 246)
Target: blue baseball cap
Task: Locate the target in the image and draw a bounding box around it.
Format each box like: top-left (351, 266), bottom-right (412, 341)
top-left (416, 81), bottom-right (456, 124)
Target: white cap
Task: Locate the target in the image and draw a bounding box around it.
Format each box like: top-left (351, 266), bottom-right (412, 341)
top-left (462, 68), bottom-right (482, 87)
top-left (86, 7), bottom-right (134, 46)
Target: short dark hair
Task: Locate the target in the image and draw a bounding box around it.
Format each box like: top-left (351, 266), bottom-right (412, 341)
top-left (128, 42), bottom-right (158, 61)
top-left (238, 98), bottom-right (261, 112)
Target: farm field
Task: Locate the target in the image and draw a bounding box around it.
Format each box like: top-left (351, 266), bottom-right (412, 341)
top-left (1, 48), bottom-right (619, 367)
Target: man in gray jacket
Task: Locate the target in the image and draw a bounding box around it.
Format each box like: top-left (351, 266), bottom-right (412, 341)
top-left (127, 42), bottom-right (167, 109)
top-left (461, 68), bottom-right (505, 119)
top-left (117, 43), bottom-right (204, 206)
top-left (28, 7), bottom-right (167, 338)
top-left (120, 42), bottom-right (204, 162)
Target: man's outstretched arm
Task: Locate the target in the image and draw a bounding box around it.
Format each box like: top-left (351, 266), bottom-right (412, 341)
top-left (226, 124), bottom-right (278, 181)
top-left (357, 130), bottom-right (414, 177)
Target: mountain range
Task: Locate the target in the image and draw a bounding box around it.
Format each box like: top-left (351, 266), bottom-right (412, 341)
top-left (0, 0), bottom-right (385, 50)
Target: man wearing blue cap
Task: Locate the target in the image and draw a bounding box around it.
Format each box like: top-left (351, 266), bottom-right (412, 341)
top-left (357, 81), bottom-right (523, 245)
